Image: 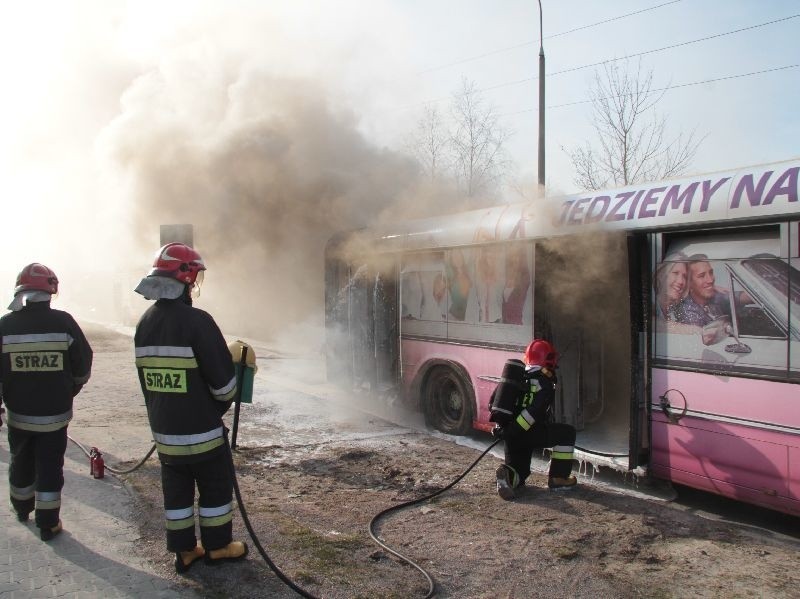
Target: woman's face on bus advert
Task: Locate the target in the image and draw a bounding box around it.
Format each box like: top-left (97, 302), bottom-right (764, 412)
top-left (666, 262), bottom-right (687, 302)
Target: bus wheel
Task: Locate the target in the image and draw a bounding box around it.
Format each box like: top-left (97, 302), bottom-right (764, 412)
top-left (422, 366), bottom-right (474, 436)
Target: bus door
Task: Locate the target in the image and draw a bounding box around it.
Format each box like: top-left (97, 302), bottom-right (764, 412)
top-left (373, 261), bottom-right (400, 398)
top-left (649, 225), bottom-right (800, 513)
top-left (534, 231), bottom-right (643, 470)
top-left (324, 237), bottom-right (400, 396)
top-left (324, 235), bottom-right (355, 386)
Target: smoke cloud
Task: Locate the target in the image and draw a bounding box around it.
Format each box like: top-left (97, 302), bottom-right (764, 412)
top-left (77, 3), bottom-right (470, 343)
top-left (101, 65), bottom-right (430, 340)
top-left (0, 3), bottom-right (501, 346)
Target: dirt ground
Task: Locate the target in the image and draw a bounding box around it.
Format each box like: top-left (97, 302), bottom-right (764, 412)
top-left (74, 323), bottom-right (800, 599)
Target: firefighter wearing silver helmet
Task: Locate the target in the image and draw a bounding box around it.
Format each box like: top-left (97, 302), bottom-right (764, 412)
top-left (0, 263), bottom-right (93, 540)
top-left (134, 243), bottom-right (248, 572)
top-left (489, 339), bottom-right (577, 500)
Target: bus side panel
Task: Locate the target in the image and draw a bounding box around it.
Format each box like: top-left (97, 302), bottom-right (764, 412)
top-left (401, 338), bottom-right (518, 430)
top-left (651, 367), bottom-right (800, 514)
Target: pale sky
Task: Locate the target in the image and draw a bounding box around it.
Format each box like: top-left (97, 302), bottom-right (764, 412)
top-left (0, 1), bottom-right (797, 314)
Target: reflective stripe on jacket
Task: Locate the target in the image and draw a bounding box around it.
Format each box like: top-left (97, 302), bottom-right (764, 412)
top-left (510, 367), bottom-right (555, 434)
top-left (134, 298), bottom-right (237, 464)
top-left (0, 302), bottom-right (93, 429)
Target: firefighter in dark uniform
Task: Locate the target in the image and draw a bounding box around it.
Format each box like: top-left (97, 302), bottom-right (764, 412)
top-left (0, 263), bottom-right (93, 540)
top-left (490, 339), bottom-right (577, 500)
top-left (134, 242), bottom-right (248, 573)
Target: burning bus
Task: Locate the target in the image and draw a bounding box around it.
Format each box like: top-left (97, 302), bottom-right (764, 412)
top-left (325, 158), bottom-right (800, 516)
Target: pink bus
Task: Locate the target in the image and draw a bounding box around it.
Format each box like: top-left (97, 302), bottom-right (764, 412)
top-left (325, 158), bottom-right (800, 516)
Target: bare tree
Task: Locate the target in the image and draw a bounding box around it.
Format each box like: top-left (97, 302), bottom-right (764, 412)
top-left (406, 78), bottom-right (511, 200)
top-left (450, 77), bottom-right (511, 198)
top-left (566, 60), bottom-right (704, 191)
top-left (405, 104), bottom-right (450, 182)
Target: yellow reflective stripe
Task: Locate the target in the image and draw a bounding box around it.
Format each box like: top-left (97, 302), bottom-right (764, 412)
top-left (136, 356), bottom-right (198, 368)
top-left (15, 422), bottom-right (67, 433)
top-left (35, 498), bottom-right (61, 510)
top-left (2, 341), bottom-right (69, 352)
top-left (199, 512), bottom-right (233, 528)
top-left (10, 485), bottom-right (35, 501)
top-left (166, 516), bottom-right (195, 531)
top-left (551, 451), bottom-right (573, 460)
top-left (210, 375), bottom-right (237, 401)
top-left (214, 387), bottom-right (237, 402)
top-left (516, 414), bottom-right (532, 431)
top-left (156, 437), bottom-right (225, 456)
top-left (8, 418), bottom-right (70, 432)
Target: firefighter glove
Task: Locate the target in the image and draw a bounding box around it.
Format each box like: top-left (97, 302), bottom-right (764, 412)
top-left (491, 424), bottom-right (505, 440)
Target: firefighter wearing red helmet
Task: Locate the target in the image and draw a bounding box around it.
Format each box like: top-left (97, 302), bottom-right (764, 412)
top-left (0, 263), bottom-right (93, 540)
top-left (489, 339), bottom-right (577, 499)
top-left (133, 243), bottom-right (248, 572)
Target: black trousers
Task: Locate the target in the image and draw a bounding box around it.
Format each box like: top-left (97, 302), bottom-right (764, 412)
top-left (160, 450), bottom-right (234, 553)
top-left (504, 422), bottom-right (576, 484)
top-left (7, 426), bottom-right (67, 529)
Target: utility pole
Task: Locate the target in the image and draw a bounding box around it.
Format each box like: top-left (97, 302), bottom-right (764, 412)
top-left (537, 0), bottom-right (545, 193)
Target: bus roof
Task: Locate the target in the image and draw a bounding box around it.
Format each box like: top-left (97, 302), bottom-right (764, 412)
top-left (341, 157), bottom-right (800, 253)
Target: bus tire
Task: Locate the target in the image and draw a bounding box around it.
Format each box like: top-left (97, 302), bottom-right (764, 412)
top-left (422, 365), bottom-right (474, 436)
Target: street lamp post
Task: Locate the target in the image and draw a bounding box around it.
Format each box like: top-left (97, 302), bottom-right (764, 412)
top-left (537, 0), bottom-right (545, 193)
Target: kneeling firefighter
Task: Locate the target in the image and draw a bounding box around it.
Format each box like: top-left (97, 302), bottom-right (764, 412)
top-left (489, 339), bottom-right (577, 500)
top-left (133, 243), bottom-right (248, 573)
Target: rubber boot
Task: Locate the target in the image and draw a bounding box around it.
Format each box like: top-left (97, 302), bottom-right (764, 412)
top-left (496, 465), bottom-right (516, 501)
top-left (40, 520), bottom-right (62, 541)
top-left (547, 475), bottom-right (577, 491)
top-left (16, 510), bottom-right (30, 523)
top-left (175, 544), bottom-right (205, 573)
top-left (205, 541), bottom-right (249, 565)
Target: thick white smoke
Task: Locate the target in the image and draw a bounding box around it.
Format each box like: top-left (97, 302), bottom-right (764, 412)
top-left (1, 2), bottom-right (462, 342)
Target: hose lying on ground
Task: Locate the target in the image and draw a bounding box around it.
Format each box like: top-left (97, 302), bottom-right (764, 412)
top-left (67, 434), bottom-right (157, 475)
top-left (67, 429), bottom-right (501, 599)
top-left (368, 438), bottom-right (501, 599)
top-left (226, 437), bottom-right (321, 599)
top-left (69, 432), bottom-right (319, 598)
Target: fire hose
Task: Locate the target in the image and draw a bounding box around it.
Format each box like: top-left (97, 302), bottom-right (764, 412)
top-left (368, 438), bottom-right (501, 599)
top-left (67, 430), bottom-right (319, 598)
top-left (67, 434), bottom-right (156, 476)
top-left (66, 429), bottom-right (501, 598)
top-left (222, 437), bottom-right (321, 599)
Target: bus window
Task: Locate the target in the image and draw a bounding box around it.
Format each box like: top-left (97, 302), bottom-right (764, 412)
top-left (501, 244), bottom-right (532, 326)
top-left (401, 252), bottom-right (447, 340)
top-left (445, 248), bottom-right (476, 322)
top-left (729, 266), bottom-right (786, 338)
top-left (401, 252), bottom-right (446, 322)
top-left (444, 243), bottom-right (533, 346)
top-left (654, 227), bottom-right (794, 375)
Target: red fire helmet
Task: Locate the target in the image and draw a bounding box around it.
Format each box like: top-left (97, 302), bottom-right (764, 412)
top-left (148, 243), bottom-right (206, 285)
top-left (14, 263), bottom-right (59, 295)
top-left (523, 339), bottom-right (558, 369)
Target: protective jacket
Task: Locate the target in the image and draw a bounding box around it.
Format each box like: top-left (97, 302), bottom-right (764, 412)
top-left (492, 364), bottom-right (575, 488)
top-left (0, 301), bottom-right (93, 431)
top-left (490, 365), bottom-right (555, 435)
top-left (134, 298), bottom-right (237, 465)
top-left (510, 366), bottom-right (555, 433)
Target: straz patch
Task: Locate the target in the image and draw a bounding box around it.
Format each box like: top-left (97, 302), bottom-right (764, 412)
top-left (11, 352), bottom-right (63, 371)
top-left (143, 368), bottom-right (187, 393)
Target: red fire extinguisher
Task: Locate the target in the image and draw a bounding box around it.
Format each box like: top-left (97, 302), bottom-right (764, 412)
top-left (89, 447), bottom-right (105, 479)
